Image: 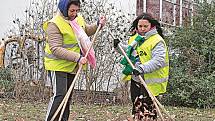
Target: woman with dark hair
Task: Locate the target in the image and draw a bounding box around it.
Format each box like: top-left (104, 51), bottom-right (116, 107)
top-left (114, 13), bottom-right (169, 120)
top-left (129, 13), bottom-right (164, 38)
top-left (43, 0), bottom-right (106, 120)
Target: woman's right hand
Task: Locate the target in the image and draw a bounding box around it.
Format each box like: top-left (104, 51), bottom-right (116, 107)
top-left (79, 57), bottom-right (88, 64)
top-left (113, 38), bottom-right (120, 48)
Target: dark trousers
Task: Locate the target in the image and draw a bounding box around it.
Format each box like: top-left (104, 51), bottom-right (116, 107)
top-left (45, 71), bottom-right (75, 121)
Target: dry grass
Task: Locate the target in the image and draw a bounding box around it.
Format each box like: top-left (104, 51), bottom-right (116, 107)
top-left (0, 98), bottom-right (214, 121)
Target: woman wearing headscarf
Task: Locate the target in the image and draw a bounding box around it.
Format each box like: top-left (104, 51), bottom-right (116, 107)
top-left (43, 0), bottom-right (106, 120)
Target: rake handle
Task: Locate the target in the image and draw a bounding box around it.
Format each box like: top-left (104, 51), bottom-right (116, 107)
top-left (117, 45), bottom-right (165, 121)
top-left (109, 30), bottom-right (174, 120)
top-left (50, 24), bottom-right (102, 121)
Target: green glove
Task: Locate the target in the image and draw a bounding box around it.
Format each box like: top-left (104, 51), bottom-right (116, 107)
top-left (120, 45), bottom-right (133, 65)
top-left (120, 45), bottom-right (137, 75)
top-left (120, 37), bottom-right (144, 76)
top-left (122, 63), bottom-right (133, 75)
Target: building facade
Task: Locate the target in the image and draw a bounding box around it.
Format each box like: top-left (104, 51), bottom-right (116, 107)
top-left (136, 0), bottom-right (196, 27)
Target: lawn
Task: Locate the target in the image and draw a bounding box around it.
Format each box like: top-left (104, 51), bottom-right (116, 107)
top-left (0, 98), bottom-right (214, 121)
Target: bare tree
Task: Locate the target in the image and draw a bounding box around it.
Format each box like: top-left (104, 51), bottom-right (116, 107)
top-left (2, 0), bottom-right (135, 103)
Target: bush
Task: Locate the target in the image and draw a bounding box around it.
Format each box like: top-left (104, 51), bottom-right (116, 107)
top-left (164, 60), bottom-right (215, 108)
top-left (163, 1), bottom-right (215, 108)
top-left (0, 68), bottom-right (14, 93)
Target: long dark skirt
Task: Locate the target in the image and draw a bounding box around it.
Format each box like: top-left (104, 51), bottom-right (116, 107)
top-left (130, 79), bottom-right (157, 120)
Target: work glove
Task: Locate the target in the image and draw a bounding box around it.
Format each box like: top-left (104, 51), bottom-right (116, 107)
top-left (122, 63), bottom-right (133, 75)
top-left (120, 45), bottom-right (134, 65)
top-left (132, 62), bottom-right (144, 76)
top-left (113, 38), bottom-right (120, 48)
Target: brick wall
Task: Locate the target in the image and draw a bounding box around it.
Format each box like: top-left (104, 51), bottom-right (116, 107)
top-left (137, 0), bottom-right (195, 27)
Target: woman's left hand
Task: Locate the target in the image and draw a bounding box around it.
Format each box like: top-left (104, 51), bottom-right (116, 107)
top-left (133, 62), bottom-right (144, 76)
top-left (98, 16), bottom-right (106, 28)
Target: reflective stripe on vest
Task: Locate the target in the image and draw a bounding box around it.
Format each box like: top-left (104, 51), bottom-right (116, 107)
top-left (62, 43), bottom-right (78, 48)
top-left (145, 77), bottom-right (168, 84)
top-left (44, 43), bottom-right (79, 59)
top-left (45, 53), bottom-right (58, 59)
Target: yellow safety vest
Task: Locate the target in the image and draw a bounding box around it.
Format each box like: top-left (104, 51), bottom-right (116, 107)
top-left (129, 33), bottom-right (169, 96)
top-left (43, 15), bottom-right (86, 72)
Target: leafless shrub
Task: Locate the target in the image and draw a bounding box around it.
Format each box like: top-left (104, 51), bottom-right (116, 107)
top-left (2, 0), bottom-right (135, 103)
